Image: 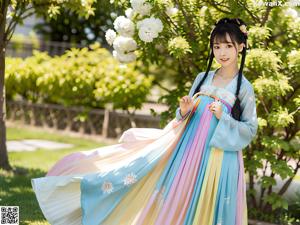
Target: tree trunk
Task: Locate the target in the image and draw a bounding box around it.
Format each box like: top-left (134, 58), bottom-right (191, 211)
top-left (0, 0), bottom-right (12, 171)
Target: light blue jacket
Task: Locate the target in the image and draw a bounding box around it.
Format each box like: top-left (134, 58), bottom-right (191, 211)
top-left (175, 70), bottom-right (258, 151)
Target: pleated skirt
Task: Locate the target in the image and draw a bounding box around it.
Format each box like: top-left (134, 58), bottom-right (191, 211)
top-left (31, 94), bottom-right (248, 225)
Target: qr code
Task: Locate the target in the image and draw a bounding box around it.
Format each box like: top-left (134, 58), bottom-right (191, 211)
top-left (0, 206), bottom-right (19, 225)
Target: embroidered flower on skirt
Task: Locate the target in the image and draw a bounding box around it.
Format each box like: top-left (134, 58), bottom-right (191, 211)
top-left (224, 196), bottom-right (231, 205)
top-left (123, 172), bottom-right (137, 186)
top-left (101, 181), bottom-right (114, 194)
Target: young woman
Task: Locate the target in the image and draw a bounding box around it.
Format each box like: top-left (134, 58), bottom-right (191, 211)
top-left (31, 17), bottom-right (258, 225)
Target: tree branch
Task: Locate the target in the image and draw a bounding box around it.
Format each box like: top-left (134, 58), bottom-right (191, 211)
top-left (174, 0), bottom-right (197, 41)
top-left (261, 5), bottom-right (273, 26)
top-left (152, 80), bottom-right (170, 93)
top-left (259, 160), bottom-right (269, 208)
top-left (258, 96), bottom-right (270, 114)
top-left (5, 1), bottom-right (54, 42)
top-left (202, 0), bottom-right (233, 14)
top-left (236, 0), bottom-right (261, 24)
top-left (267, 31), bottom-right (286, 44)
top-left (277, 160), bottom-right (300, 196)
top-left (283, 83), bottom-right (299, 106)
top-left (160, 10), bottom-right (180, 35)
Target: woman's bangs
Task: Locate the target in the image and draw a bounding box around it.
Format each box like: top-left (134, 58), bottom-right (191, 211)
top-left (214, 32), bottom-right (233, 44)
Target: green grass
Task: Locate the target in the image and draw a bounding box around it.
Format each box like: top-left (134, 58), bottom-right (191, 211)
top-left (1, 125), bottom-right (110, 225)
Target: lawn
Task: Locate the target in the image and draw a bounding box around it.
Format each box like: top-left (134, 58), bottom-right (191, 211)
top-left (0, 125), bottom-right (110, 225)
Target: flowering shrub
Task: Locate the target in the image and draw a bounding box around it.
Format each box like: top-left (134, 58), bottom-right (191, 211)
top-left (5, 43), bottom-right (154, 110)
top-left (105, 0), bottom-right (178, 63)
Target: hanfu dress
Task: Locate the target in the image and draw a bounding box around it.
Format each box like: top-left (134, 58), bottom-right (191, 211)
top-left (31, 68), bottom-right (258, 225)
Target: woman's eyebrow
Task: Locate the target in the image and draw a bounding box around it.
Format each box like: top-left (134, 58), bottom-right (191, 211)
top-left (213, 42), bottom-right (233, 44)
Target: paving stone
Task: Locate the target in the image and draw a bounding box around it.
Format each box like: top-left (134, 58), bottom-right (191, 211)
top-left (7, 139), bottom-right (74, 152)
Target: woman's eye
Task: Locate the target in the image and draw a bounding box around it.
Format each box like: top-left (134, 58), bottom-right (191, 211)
top-left (227, 45), bottom-right (232, 48)
top-left (214, 46), bottom-right (219, 49)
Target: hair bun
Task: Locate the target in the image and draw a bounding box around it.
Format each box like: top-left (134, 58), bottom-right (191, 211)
top-left (231, 18), bottom-right (247, 26)
top-left (215, 17), bottom-right (231, 26)
top-left (215, 17), bottom-right (246, 26)
top-left (214, 17), bottom-right (248, 38)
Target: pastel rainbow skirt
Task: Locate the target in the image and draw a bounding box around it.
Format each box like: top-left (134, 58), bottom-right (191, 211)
top-left (31, 92), bottom-right (248, 225)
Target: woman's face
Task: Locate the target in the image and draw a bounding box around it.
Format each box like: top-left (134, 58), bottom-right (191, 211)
top-left (212, 33), bottom-right (244, 67)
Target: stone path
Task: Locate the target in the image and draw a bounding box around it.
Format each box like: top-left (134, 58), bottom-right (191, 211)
top-left (7, 139), bottom-right (74, 152)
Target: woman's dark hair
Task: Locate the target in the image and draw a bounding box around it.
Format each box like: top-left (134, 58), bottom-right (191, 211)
top-left (192, 17), bottom-right (248, 121)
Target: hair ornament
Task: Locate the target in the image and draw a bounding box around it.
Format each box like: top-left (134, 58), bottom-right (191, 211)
top-left (234, 18), bottom-right (248, 37)
top-left (239, 24), bottom-right (248, 37)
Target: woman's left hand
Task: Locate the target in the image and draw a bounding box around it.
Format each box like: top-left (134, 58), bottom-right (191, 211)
top-left (209, 100), bottom-right (223, 120)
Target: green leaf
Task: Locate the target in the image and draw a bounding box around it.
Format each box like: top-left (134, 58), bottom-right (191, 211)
top-left (264, 192), bottom-right (288, 210)
top-left (261, 176), bottom-right (276, 188)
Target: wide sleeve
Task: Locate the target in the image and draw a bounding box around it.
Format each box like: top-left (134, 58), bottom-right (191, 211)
top-left (208, 83), bottom-right (258, 151)
top-left (175, 72), bottom-right (205, 121)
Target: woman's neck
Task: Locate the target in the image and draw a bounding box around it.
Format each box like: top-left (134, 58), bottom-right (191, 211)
top-left (217, 66), bottom-right (239, 78)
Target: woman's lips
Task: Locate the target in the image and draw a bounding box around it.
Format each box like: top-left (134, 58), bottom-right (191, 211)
top-left (220, 58), bottom-right (229, 62)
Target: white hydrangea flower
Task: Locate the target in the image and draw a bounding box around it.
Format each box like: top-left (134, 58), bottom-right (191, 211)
top-left (284, 8), bottom-right (298, 18)
top-left (125, 8), bottom-right (134, 19)
top-left (136, 17), bottom-right (163, 42)
top-left (123, 172), bottom-right (137, 186)
top-left (113, 16), bottom-right (135, 37)
top-left (165, 6), bottom-right (178, 17)
top-left (113, 50), bottom-right (137, 63)
top-left (105, 29), bottom-right (117, 46)
top-left (101, 181), bottom-right (113, 194)
top-left (130, 0), bottom-right (152, 16)
top-left (113, 36), bottom-right (137, 53)
top-left (110, 12), bottom-right (118, 19)
top-left (138, 26), bottom-right (156, 42)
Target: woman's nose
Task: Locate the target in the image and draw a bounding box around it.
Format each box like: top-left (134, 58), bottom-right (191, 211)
top-left (220, 49), bottom-right (226, 56)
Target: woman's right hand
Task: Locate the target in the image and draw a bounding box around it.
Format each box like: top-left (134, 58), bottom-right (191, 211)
top-left (179, 95), bottom-right (194, 117)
